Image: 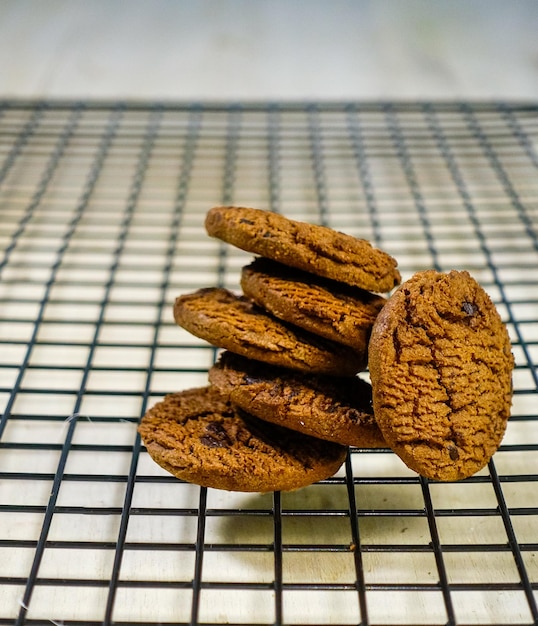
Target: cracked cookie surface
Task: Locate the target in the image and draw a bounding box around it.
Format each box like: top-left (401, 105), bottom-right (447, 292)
top-left (241, 258), bottom-right (385, 354)
top-left (138, 386), bottom-right (346, 492)
top-left (209, 351), bottom-right (386, 448)
top-left (205, 206), bottom-right (401, 292)
top-left (368, 270), bottom-right (514, 481)
top-left (174, 287), bottom-right (365, 375)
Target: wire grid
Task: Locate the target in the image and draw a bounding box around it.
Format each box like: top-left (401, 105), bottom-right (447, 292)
top-left (0, 100), bottom-right (537, 626)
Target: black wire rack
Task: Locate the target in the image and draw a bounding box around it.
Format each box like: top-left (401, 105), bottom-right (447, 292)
top-left (0, 100), bottom-right (537, 626)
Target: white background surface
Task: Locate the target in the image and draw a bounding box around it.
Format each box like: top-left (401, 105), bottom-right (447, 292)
top-left (1, 0), bottom-right (537, 101)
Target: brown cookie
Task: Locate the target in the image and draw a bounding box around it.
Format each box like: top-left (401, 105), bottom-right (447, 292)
top-left (241, 258), bottom-right (386, 354)
top-left (138, 386), bottom-right (347, 492)
top-left (209, 352), bottom-right (386, 448)
top-left (368, 270), bottom-right (514, 481)
top-left (205, 206), bottom-right (400, 293)
top-left (174, 287), bottom-right (365, 376)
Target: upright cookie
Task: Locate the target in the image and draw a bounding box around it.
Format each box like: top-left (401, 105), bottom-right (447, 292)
top-left (138, 386), bottom-right (347, 492)
top-left (368, 270), bottom-right (514, 481)
top-left (174, 287), bottom-right (365, 376)
top-left (241, 258), bottom-right (385, 353)
top-left (209, 352), bottom-right (386, 448)
top-left (205, 206), bottom-right (400, 293)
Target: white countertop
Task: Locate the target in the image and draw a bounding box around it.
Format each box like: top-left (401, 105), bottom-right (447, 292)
top-left (1, 0), bottom-right (537, 102)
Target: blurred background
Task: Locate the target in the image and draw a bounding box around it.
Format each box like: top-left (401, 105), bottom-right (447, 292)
top-left (1, 0), bottom-right (537, 102)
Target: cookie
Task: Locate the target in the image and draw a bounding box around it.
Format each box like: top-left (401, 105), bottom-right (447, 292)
top-left (368, 269), bottom-right (514, 481)
top-left (138, 386), bottom-right (347, 492)
top-left (209, 351), bottom-right (386, 448)
top-left (174, 287), bottom-right (365, 376)
top-left (241, 258), bottom-right (386, 353)
top-left (205, 206), bottom-right (400, 293)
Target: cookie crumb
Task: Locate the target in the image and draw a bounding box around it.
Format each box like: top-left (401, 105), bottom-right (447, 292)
top-left (448, 444), bottom-right (460, 461)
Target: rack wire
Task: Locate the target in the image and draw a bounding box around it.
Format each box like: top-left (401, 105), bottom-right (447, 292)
top-left (0, 100), bottom-right (537, 626)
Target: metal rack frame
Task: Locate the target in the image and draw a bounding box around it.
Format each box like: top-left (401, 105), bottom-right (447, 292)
top-left (0, 100), bottom-right (537, 625)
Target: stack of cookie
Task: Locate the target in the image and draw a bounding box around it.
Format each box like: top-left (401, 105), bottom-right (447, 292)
top-left (138, 206), bottom-right (514, 490)
top-left (139, 206), bottom-right (399, 492)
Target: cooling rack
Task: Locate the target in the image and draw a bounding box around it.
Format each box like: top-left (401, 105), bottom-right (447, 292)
top-left (0, 100), bottom-right (537, 626)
